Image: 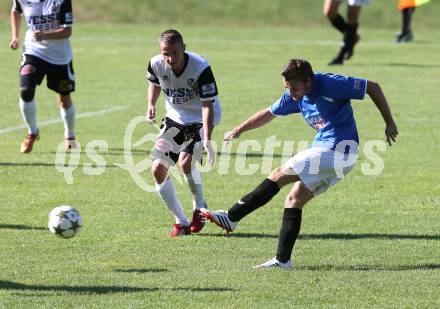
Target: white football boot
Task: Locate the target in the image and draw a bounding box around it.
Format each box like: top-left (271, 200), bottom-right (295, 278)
top-left (253, 257), bottom-right (292, 270)
top-left (199, 209), bottom-right (238, 233)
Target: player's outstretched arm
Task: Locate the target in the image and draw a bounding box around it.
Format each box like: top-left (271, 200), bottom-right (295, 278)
top-left (366, 80), bottom-right (398, 146)
top-left (224, 108), bottom-right (276, 142)
top-left (10, 9), bottom-right (21, 50)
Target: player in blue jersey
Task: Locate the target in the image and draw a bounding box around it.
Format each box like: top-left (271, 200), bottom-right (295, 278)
top-left (201, 59), bottom-right (398, 269)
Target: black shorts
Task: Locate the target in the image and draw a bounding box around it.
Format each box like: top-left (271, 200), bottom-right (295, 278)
top-left (20, 54), bottom-right (75, 95)
top-left (153, 117), bottom-right (203, 165)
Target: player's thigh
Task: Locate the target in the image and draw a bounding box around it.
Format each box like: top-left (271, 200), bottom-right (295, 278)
top-left (178, 152), bottom-right (194, 174)
top-left (346, 4), bottom-right (362, 23)
top-left (20, 54), bottom-right (46, 91)
top-left (152, 118), bottom-right (185, 166)
top-left (323, 0), bottom-right (342, 17)
top-left (268, 165), bottom-right (301, 188)
top-left (47, 60), bottom-right (75, 95)
top-left (347, 0), bottom-right (371, 6)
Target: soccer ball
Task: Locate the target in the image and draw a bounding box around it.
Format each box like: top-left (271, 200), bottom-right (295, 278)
top-left (48, 205), bottom-right (83, 239)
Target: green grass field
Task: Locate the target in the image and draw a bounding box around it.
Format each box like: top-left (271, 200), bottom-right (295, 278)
top-left (1, 8), bottom-right (440, 309)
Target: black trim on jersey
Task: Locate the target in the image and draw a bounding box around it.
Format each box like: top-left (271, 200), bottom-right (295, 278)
top-left (13, 0), bottom-right (22, 13)
top-left (60, 0), bottom-right (73, 25)
top-left (173, 53), bottom-right (189, 78)
top-left (146, 61), bottom-right (160, 85)
top-left (197, 66), bottom-right (218, 99)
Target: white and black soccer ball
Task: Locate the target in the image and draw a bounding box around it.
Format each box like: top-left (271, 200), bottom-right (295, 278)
top-left (48, 206), bottom-right (83, 239)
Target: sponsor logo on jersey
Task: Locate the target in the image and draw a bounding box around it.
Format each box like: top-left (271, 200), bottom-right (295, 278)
top-left (163, 88), bottom-right (198, 104)
top-left (306, 115), bottom-right (326, 130)
top-left (201, 83), bottom-right (216, 96)
top-left (27, 13), bottom-right (59, 25)
top-left (162, 75), bottom-right (169, 81)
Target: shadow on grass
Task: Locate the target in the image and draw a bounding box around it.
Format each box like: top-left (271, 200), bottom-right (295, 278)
top-left (171, 287), bottom-right (235, 292)
top-left (0, 224), bottom-right (46, 230)
top-left (299, 233), bottom-right (440, 241)
top-left (199, 232), bottom-right (440, 240)
top-left (199, 232), bottom-right (278, 238)
top-left (0, 280), bottom-right (157, 294)
top-left (0, 162), bottom-right (114, 168)
top-left (1, 280), bottom-right (236, 295)
top-left (297, 264), bottom-right (440, 271)
top-left (115, 268), bottom-right (170, 273)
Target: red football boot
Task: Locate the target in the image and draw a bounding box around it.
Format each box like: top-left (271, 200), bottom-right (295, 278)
top-left (170, 224), bottom-right (191, 237)
top-left (190, 209), bottom-right (206, 234)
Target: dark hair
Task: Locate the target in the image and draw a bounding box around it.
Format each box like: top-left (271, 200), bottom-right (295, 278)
top-left (159, 29), bottom-right (184, 45)
top-left (281, 59), bottom-right (314, 83)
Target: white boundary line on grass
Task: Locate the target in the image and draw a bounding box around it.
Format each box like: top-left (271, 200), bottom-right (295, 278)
top-left (0, 105), bottom-right (129, 135)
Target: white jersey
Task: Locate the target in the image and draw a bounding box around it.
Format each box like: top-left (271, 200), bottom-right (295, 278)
top-left (147, 51), bottom-right (221, 125)
top-left (13, 0), bottom-right (73, 65)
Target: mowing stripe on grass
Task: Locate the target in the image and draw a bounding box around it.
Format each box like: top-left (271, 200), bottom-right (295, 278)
top-left (0, 105), bottom-right (129, 135)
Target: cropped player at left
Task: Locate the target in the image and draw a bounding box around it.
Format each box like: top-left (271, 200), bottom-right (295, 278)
top-left (10, 0), bottom-right (77, 153)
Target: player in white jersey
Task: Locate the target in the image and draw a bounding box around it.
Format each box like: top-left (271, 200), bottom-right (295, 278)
top-left (146, 29), bottom-right (221, 237)
top-left (323, 0), bottom-right (371, 65)
top-left (10, 0), bottom-right (77, 153)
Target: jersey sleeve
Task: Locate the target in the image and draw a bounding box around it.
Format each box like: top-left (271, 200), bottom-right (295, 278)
top-left (197, 66), bottom-right (218, 101)
top-left (59, 0), bottom-right (73, 27)
top-left (12, 0), bottom-right (22, 13)
top-left (269, 91), bottom-right (301, 116)
top-left (146, 61), bottom-right (160, 86)
top-left (319, 73), bottom-right (367, 100)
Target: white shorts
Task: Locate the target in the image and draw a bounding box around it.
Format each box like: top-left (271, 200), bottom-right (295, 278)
top-left (338, 0), bottom-right (371, 6)
top-left (285, 147), bottom-right (358, 196)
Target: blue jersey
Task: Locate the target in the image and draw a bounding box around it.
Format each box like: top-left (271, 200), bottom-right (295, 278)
top-left (270, 73), bottom-right (367, 150)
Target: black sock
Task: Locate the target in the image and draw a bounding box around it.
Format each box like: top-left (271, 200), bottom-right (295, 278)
top-left (402, 8), bottom-right (415, 34)
top-left (228, 178), bottom-right (280, 222)
top-left (330, 14), bottom-right (348, 33)
top-left (276, 208), bottom-right (302, 263)
top-left (344, 23), bottom-right (358, 49)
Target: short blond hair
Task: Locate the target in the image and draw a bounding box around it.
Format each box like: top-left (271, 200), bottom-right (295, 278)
top-left (159, 29), bottom-right (184, 45)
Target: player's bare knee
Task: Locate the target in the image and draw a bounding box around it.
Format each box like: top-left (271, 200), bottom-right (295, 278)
top-left (284, 194), bottom-right (303, 208)
top-left (269, 166), bottom-right (284, 182)
top-left (20, 64), bottom-right (36, 76)
top-left (151, 161), bottom-right (168, 183)
top-left (178, 154), bottom-right (193, 173)
top-left (58, 96), bottom-right (72, 109)
top-left (285, 182), bottom-right (313, 208)
top-left (20, 87), bottom-right (35, 102)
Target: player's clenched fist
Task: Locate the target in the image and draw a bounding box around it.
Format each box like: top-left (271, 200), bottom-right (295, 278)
top-left (9, 38), bottom-right (19, 50)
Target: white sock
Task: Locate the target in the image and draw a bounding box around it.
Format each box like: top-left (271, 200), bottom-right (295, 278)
top-left (60, 104), bottom-right (76, 138)
top-left (156, 178), bottom-right (188, 225)
top-left (183, 169), bottom-right (205, 210)
top-left (19, 98), bottom-right (38, 135)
